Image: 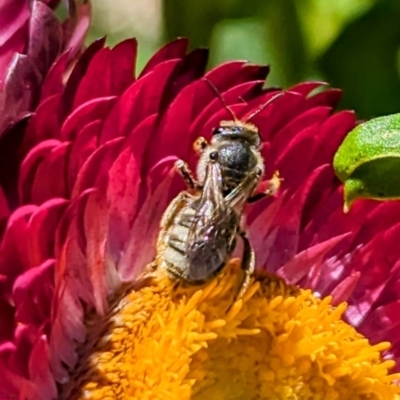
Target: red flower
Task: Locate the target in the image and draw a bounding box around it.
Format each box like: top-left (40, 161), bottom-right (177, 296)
top-left (0, 12), bottom-right (399, 398)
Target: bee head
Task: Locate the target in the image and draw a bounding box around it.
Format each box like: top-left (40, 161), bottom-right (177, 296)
top-left (212, 120), bottom-right (261, 148)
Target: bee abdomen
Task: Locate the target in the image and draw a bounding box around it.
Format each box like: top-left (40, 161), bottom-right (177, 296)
top-left (163, 205), bottom-right (196, 277)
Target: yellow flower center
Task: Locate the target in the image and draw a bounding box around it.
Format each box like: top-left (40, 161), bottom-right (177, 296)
top-left (63, 260), bottom-right (400, 400)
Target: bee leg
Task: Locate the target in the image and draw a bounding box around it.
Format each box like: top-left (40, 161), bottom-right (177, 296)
top-left (248, 170), bottom-right (282, 203)
top-left (236, 231), bottom-right (256, 300)
top-left (193, 136), bottom-right (208, 154)
top-left (174, 159), bottom-right (201, 190)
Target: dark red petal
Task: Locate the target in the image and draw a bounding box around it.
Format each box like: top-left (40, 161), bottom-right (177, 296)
top-left (306, 88), bottom-right (342, 108)
top-left (0, 205), bottom-right (38, 287)
top-left (67, 120), bottom-right (100, 191)
top-left (100, 59), bottom-right (180, 144)
top-left (40, 51), bottom-right (69, 101)
top-left (288, 81), bottom-right (328, 96)
top-left (0, 282), bottom-right (14, 342)
top-left (109, 38), bottom-right (137, 95)
top-left (0, 25), bottom-right (27, 90)
top-left (61, 37), bottom-right (106, 119)
top-left (71, 137), bottom-right (124, 198)
top-left (18, 140), bottom-right (61, 204)
top-left (269, 106), bottom-right (332, 160)
top-left (122, 114), bottom-right (157, 178)
top-left (159, 48), bottom-right (208, 113)
top-left (119, 161), bottom-right (178, 281)
top-left (30, 142), bottom-right (70, 204)
top-left (149, 82), bottom-right (199, 166)
top-left (139, 37), bottom-right (188, 77)
top-left (28, 1), bottom-right (62, 78)
top-left (309, 110), bottom-right (356, 169)
top-left (0, 54), bottom-right (42, 133)
top-left (60, 96), bottom-right (117, 141)
top-left (23, 94), bottom-right (62, 152)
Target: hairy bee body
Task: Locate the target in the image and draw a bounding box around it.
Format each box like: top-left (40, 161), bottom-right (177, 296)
top-left (152, 93), bottom-right (283, 293)
top-left (196, 121), bottom-right (264, 196)
top-left (156, 161), bottom-right (239, 284)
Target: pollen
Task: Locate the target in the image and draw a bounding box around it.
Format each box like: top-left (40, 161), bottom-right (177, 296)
top-left (66, 260), bottom-right (400, 400)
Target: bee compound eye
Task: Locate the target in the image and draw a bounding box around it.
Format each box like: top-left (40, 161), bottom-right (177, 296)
top-left (209, 151), bottom-right (219, 161)
top-left (212, 127), bottom-right (222, 135)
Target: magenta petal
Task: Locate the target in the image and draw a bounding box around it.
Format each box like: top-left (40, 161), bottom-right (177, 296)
top-left (84, 188), bottom-right (114, 314)
top-left (0, 1), bottom-right (29, 46)
top-left (63, 1), bottom-right (91, 59)
top-left (28, 335), bottom-right (56, 400)
top-left (278, 233), bottom-right (350, 284)
top-left (106, 148), bottom-right (141, 265)
top-left (330, 272), bottom-right (361, 305)
top-left (25, 199), bottom-right (68, 268)
top-left (13, 260), bottom-right (55, 327)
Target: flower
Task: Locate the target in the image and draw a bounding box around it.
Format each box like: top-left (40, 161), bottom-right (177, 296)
top-left (62, 261), bottom-right (399, 399)
top-left (1, 10), bottom-right (400, 399)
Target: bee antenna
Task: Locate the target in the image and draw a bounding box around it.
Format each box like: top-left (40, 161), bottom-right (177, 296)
top-left (243, 91), bottom-right (285, 123)
top-left (203, 77), bottom-right (237, 121)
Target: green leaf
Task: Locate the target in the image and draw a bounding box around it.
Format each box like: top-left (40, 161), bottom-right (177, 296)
top-left (333, 113), bottom-right (400, 212)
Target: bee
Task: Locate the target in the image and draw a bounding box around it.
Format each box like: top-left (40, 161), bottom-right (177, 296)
top-left (154, 80), bottom-right (283, 296)
top-left (194, 78), bottom-right (283, 198)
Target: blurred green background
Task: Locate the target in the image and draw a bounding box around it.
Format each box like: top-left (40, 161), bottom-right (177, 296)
top-left (87, 0), bottom-right (400, 119)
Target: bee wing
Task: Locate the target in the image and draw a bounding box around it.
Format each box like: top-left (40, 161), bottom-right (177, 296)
top-left (224, 170), bottom-right (260, 216)
top-left (185, 161), bottom-right (237, 280)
